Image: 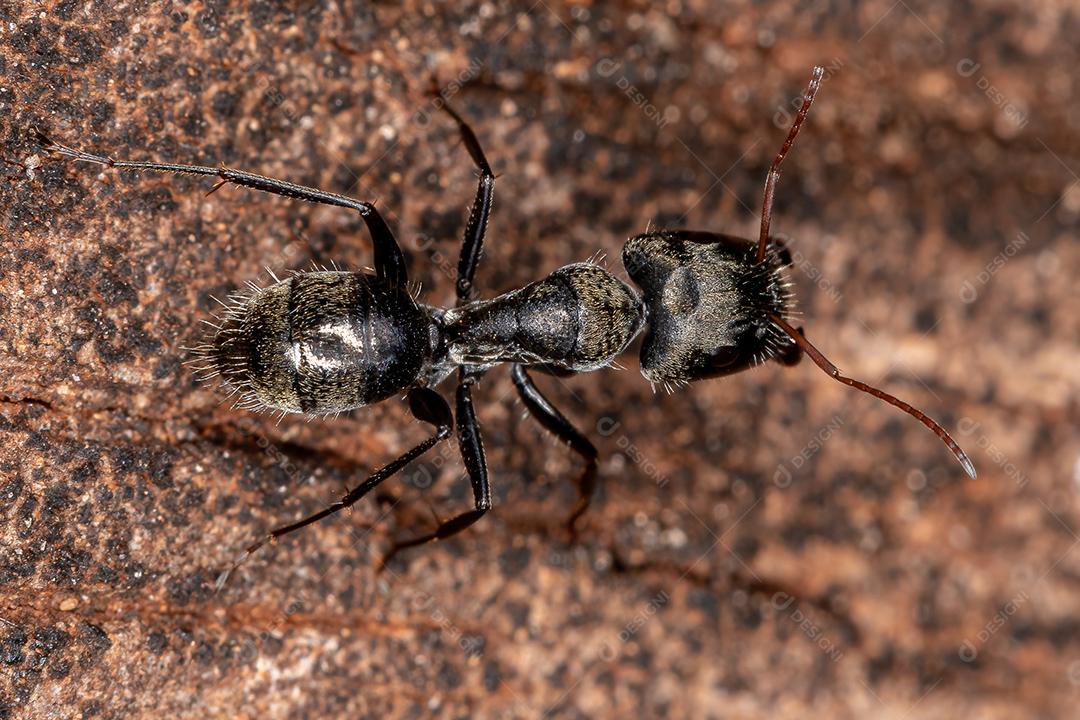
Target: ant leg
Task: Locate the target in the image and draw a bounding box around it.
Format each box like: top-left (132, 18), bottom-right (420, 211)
top-left (34, 129), bottom-right (408, 286)
top-left (428, 91), bottom-right (495, 301)
top-left (216, 387), bottom-right (451, 588)
top-left (510, 364), bottom-right (598, 537)
top-left (381, 368), bottom-right (491, 568)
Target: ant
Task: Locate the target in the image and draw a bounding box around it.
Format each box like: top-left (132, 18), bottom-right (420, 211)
top-left (37, 66), bottom-right (975, 584)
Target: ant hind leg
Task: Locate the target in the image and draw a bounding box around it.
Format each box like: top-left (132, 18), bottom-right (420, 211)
top-left (380, 368), bottom-right (492, 569)
top-left (216, 388), bottom-right (452, 589)
top-left (510, 364), bottom-right (599, 540)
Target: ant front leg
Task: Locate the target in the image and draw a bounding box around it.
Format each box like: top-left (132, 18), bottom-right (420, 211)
top-left (428, 88), bottom-right (495, 302)
top-left (216, 387), bottom-right (452, 588)
top-left (380, 367), bottom-right (492, 569)
top-left (511, 364), bottom-right (599, 539)
top-left (34, 129), bottom-right (408, 286)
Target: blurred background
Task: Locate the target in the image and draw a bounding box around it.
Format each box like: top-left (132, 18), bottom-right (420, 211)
top-left (1, 1), bottom-right (1077, 717)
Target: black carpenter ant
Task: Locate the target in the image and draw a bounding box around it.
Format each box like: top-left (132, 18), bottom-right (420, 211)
top-left (37, 66), bottom-right (975, 583)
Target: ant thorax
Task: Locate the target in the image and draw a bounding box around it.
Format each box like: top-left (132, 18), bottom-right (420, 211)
top-left (439, 263), bottom-right (644, 373)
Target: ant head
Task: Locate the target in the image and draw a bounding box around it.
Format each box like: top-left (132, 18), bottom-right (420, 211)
top-left (621, 66), bottom-right (976, 478)
top-left (623, 230), bottom-right (795, 387)
top-left (622, 66), bottom-right (826, 390)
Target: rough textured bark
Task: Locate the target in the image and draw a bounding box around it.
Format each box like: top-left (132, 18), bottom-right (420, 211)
top-left (1, 1), bottom-right (1077, 717)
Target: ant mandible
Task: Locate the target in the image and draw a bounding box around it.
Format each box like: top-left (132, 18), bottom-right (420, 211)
top-left (37, 66), bottom-right (975, 584)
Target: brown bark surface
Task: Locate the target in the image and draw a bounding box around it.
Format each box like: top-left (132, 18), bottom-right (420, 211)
top-left (1, 1), bottom-right (1077, 718)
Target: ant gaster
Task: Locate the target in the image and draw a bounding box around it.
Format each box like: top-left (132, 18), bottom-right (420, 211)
top-left (39, 67), bottom-right (975, 583)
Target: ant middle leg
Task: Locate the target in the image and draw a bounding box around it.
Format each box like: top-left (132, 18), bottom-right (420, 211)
top-left (510, 364), bottom-right (599, 538)
top-left (381, 367), bottom-right (492, 568)
top-left (427, 87), bottom-right (495, 302)
top-left (34, 129), bottom-right (408, 286)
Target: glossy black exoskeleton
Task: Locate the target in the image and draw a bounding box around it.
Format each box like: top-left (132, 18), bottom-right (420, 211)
top-left (38, 67), bottom-right (974, 582)
top-left (212, 271), bottom-right (433, 414)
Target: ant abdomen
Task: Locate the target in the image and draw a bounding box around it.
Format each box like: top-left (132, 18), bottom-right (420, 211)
top-left (200, 271), bottom-right (434, 415)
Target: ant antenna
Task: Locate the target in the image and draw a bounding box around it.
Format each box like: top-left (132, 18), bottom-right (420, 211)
top-left (768, 313), bottom-right (977, 479)
top-left (756, 66), bottom-right (825, 264)
top-left (214, 550), bottom-right (250, 592)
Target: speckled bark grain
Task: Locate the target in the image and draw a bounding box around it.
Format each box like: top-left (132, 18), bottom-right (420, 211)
top-left (1, 1), bottom-right (1078, 718)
